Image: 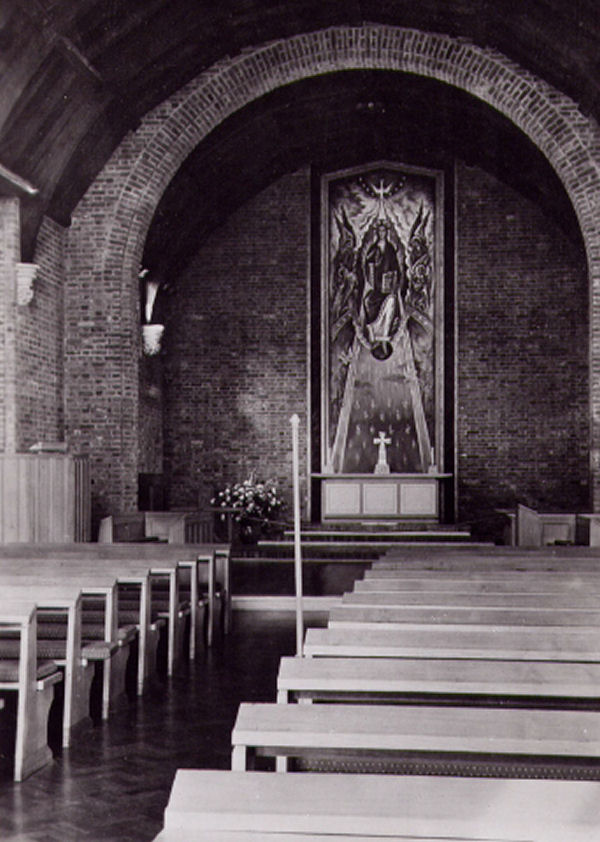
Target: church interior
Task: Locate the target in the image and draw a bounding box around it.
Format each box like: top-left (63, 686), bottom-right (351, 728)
top-left (2, 1), bottom-right (600, 840)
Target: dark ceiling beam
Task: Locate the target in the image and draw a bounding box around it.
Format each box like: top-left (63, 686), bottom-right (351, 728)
top-left (10, 0), bottom-right (144, 127)
top-left (1, 0), bottom-right (598, 263)
top-left (14, 0), bottom-right (105, 84)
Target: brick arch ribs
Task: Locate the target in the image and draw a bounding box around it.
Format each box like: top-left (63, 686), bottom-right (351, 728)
top-left (66, 24), bottom-right (600, 515)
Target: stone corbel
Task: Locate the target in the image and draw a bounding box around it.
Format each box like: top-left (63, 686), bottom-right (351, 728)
top-left (16, 262), bottom-right (39, 306)
top-left (142, 323), bottom-right (165, 355)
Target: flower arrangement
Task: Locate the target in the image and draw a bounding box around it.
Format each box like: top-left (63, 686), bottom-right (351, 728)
top-left (211, 474), bottom-right (285, 539)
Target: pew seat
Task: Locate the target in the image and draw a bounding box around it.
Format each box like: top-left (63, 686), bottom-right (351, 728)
top-left (0, 561), bottom-right (161, 693)
top-left (231, 702), bottom-right (600, 777)
top-left (344, 590), bottom-right (600, 608)
top-left (327, 603), bottom-right (600, 629)
top-left (0, 584), bottom-right (96, 746)
top-left (0, 600), bottom-right (63, 781)
top-left (277, 655), bottom-right (600, 705)
top-left (362, 568), bottom-right (600, 584)
top-left (152, 769), bottom-right (600, 841)
top-left (0, 542), bottom-right (231, 650)
top-left (303, 625), bottom-right (600, 660)
top-left (372, 553), bottom-right (600, 572)
top-left (0, 573), bottom-right (127, 719)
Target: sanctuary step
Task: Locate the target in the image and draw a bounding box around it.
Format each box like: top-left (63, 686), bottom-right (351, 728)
top-left (285, 521), bottom-right (474, 541)
top-left (233, 525), bottom-right (490, 596)
top-left (257, 525), bottom-right (484, 559)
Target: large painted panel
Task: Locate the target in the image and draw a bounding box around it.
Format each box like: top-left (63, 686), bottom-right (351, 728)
top-left (321, 162), bottom-right (444, 475)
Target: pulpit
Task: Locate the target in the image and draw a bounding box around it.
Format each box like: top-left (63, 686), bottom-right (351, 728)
top-left (0, 450), bottom-right (91, 541)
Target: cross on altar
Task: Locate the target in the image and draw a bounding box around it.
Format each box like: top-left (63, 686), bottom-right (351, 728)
top-left (373, 430), bottom-right (392, 475)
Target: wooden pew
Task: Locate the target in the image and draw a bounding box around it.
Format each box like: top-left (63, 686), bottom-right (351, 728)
top-left (0, 554), bottom-right (185, 676)
top-left (327, 603), bottom-right (600, 630)
top-left (330, 569), bottom-right (600, 627)
top-left (370, 553), bottom-right (600, 568)
top-left (0, 567), bottom-right (122, 724)
top-left (91, 542), bottom-right (230, 639)
top-left (0, 559), bottom-right (155, 692)
top-left (303, 625), bottom-right (600, 661)
top-left (357, 571), bottom-right (600, 592)
top-left (276, 655), bottom-right (600, 705)
top-left (343, 589), bottom-right (600, 608)
top-left (341, 582), bottom-right (600, 611)
top-left (231, 701), bottom-right (600, 776)
top-left (152, 769), bottom-right (600, 841)
top-left (0, 582), bottom-right (94, 748)
top-left (374, 549), bottom-right (600, 571)
top-left (0, 599), bottom-right (62, 781)
top-left (0, 541), bottom-right (231, 651)
top-left (79, 567), bottom-right (153, 695)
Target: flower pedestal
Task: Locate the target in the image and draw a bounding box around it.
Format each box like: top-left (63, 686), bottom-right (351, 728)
top-left (239, 522), bottom-right (262, 545)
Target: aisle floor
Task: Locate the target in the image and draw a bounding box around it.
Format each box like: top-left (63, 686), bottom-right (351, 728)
top-left (0, 612), bottom-right (304, 842)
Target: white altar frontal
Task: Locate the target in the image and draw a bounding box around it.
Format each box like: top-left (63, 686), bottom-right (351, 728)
top-left (315, 473), bottom-right (450, 522)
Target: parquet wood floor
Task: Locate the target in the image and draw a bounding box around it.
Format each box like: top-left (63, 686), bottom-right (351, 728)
top-left (0, 612), bottom-right (298, 842)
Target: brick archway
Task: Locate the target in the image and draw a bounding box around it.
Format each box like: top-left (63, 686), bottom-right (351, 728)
top-left (68, 24), bottom-right (600, 512)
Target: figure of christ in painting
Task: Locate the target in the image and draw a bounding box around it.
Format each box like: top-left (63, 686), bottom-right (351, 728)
top-left (328, 205), bottom-right (434, 476)
top-left (360, 219), bottom-right (407, 361)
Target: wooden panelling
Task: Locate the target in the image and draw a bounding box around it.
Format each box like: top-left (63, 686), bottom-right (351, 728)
top-left (0, 454), bottom-right (90, 542)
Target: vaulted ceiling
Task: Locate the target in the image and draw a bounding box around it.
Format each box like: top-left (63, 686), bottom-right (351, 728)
top-left (1, 1), bottom-right (597, 261)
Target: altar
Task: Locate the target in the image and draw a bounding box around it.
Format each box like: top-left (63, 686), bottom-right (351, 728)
top-left (315, 473), bottom-right (450, 522)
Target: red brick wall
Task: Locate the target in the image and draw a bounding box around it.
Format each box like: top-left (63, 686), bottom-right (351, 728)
top-left (65, 24), bottom-right (600, 514)
top-left (17, 217), bottom-right (65, 447)
top-left (162, 168), bottom-right (310, 514)
top-left (456, 161), bottom-right (589, 523)
top-left (138, 353), bottom-right (163, 475)
top-left (159, 163), bottom-right (588, 524)
top-left (64, 200), bottom-right (140, 525)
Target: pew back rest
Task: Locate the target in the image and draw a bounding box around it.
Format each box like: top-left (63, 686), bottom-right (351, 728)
top-left (182, 512), bottom-right (215, 544)
top-left (98, 511), bottom-right (214, 544)
top-left (232, 701), bottom-right (600, 758)
top-left (98, 514), bottom-right (145, 543)
top-left (303, 625), bottom-right (600, 661)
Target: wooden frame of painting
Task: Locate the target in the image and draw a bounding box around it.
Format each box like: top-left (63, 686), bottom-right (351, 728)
top-left (320, 161), bottom-right (445, 476)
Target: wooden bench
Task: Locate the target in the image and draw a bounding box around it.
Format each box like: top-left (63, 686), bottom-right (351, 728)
top-left (344, 589), bottom-right (600, 608)
top-left (0, 599), bottom-right (62, 781)
top-left (79, 567), bottom-right (153, 695)
top-left (91, 542), bottom-right (232, 644)
top-left (152, 768), bottom-right (600, 841)
top-left (0, 541), bottom-right (231, 652)
top-left (231, 701), bottom-right (600, 777)
top-left (374, 549), bottom-right (600, 571)
top-left (327, 603), bottom-right (600, 630)
top-left (0, 568), bottom-right (123, 724)
top-left (357, 571), bottom-right (600, 593)
top-left (276, 655), bottom-right (600, 706)
top-left (1, 560), bottom-right (158, 692)
top-left (0, 555), bottom-right (183, 677)
top-left (71, 540), bottom-right (229, 640)
top-left (303, 625), bottom-right (600, 661)
top-left (96, 522), bottom-right (221, 648)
